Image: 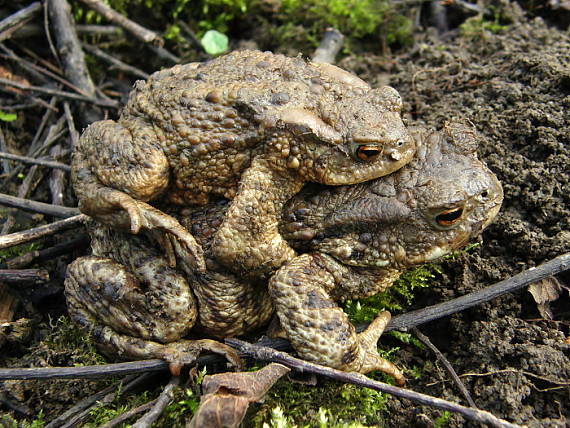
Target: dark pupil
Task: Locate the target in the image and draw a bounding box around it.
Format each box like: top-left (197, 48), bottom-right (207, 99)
top-left (436, 208), bottom-right (463, 224)
top-left (359, 148), bottom-right (379, 158)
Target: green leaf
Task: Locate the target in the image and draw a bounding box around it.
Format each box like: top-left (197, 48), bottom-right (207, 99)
top-left (0, 111), bottom-right (17, 122)
top-left (200, 29), bottom-right (229, 55)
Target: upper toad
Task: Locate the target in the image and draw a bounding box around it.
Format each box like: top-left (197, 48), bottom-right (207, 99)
top-left (72, 50), bottom-right (415, 275)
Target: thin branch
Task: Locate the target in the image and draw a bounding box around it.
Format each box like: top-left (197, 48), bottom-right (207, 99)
top-left (82, 43), bottom-right (150, 79)
top-left (0, 360), bottom-right (169, 381)
top-left (0, 214), bottom-right (86, 250)
top-left (0, 2), bottom-right (42, 37)
top-left (4, 234), bottom-right (89, 269)
top-left (54, 373), bottom-right (155, 428)
top-left (132, 376), bottom-right (180, 428)
top-left (76, 0), bottom-right (163, 46)
top-left (312, 28), bottom-right (345, 64)
top-left (0, 77), bottom-right (118, 108)
top-left (385, 252), bottom-right (570, 332)
top-left (226, 339), bottom-right (522, 428)
top-left (0, 151), bottom-right (70, 171)
top-left (0, 192), bottom-right (80, 218)
top-left (0, 268), bottom-right (49, 284)
top-left (412, 327), bottom-right (477, 408)
top-left (101, 400), bottom-right (157, 428)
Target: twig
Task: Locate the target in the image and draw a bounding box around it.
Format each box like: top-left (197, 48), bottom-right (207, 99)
top-left (312, 28), bottom-right (345, 64)
top-left (385, 252), bottom-right (570, 332)
top-left (0, 192), bottom-right (80, 218)
top-left (63, 102), bottom-right (79, 148)
top-left (101, 399), bottom-right (158, 428)
top-left (82, 43), bottom-right (150, 79)
top-left (76, 0), bottom-right (163, 46)
top-left (226, 339), bottom-right (522, 428)
top-left (76, 24), bottom-right (123, 36)
top-left (132, 376), bottom-right (180, 428)
top-left (54, 373), bottom-right (155, 428)
top-left (0, 127), bottom-right (9, 174)
top-left (0, 269), bottom-right (49, 284)
top-left (47, 0), bottom-right (102, 124)
top-left (0, 77), bottom-right (118, 108)
top-left (412, 327), bottom-right (477, 408)
top-left (0, 360), bottom-right (169, 380)
top-left (49, 145), bottom-right (66, 205)
top-left (4, 234), bottom-right (89, 269)
top-left (0, 151), bottom-right (70, 171)
top-left (0, 214), bottom-right (86, 250)
top-left (0, 2), bottom-right (42, 38)
top-left (1, 164), bottom-right (41, 235)
top-left (149, 45), bottom-right (180, 64)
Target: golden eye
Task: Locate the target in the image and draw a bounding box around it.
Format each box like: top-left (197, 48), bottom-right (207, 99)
top-left (355, 145), bottom-right (382, 162)
top-left (435, 207), bottom-right (464, 227)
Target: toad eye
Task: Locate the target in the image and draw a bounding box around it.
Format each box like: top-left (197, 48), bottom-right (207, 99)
top-left (434, 207), bottom-right (464, 228)
top-left (354, 145), bottom-right (382, 162)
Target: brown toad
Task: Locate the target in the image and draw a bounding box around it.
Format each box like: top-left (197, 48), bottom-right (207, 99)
top-left (72, 50), bottom-right (414, 275)
top-left (65, 122), bottom-right (502, 384)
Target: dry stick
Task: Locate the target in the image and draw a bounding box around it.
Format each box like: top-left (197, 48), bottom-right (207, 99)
top-left (0, 359), bottom-right (169, 380)
top-left (46, 373), bottom-right (154, 428)
top-left (0, 78), bottom-right (118, 108)
top-left (101, 400), bottom-right (158, 428)
top-left (47, 0), bottom-right (103, 124)
top-left (412, 327), bottom-right (477, 408)
top-left (384, 252), bottom-right (570, 333)
top-left (63, 102), bottom-right (79, 148)
top-left (0, 2), bottom-right (42, 34)
top-left (0, 127), bottom-right (9, 174)
top-left (49, 145), bottom-right (66, 205)
top-left (226, 339), bottom-right (521, 428)
top-left (76, 0), bottom-right (163, 46)
top-left (77, 24), bottom-right (123, 36)
top-left (0, 268), bottom-right (49, 284)
top-left (0, 214), bottom-right (86, 250)
top-left (1, 164), bottom-right (41, 235)
top-left (82, 43), bottom-right (150, 80)
top-left (0, 44), bottom-right (91, 97)
top-left (312, 28), bottom-right (345, 64)
top-left (4, 234), bottom-right (89, 269)
top-left (59, 374), bottom-right (156, 428)
top-left (0, 151), bottom-right (70, 171)
top-left (132, 376), bottom-right (181, 428)
top-left (0, 192), bottom-right (80, 218)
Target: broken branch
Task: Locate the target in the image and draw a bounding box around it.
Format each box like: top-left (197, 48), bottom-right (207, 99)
top-left (226, 339), bottom-right (522, 428)
top-left (0, 192), bottom-right (80, 218)
top-left (0, 151), bottom-right (71, 171)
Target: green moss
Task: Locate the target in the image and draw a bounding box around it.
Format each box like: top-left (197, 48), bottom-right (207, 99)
top-left (460, 14), bottom-right (509, 38)
top-left (250, 377), bottom-right (388, 427)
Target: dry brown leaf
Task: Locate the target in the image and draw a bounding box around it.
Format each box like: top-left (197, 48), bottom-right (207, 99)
top-left (0, 66), bottom-right (30, 94)
top-left (528, 277), bottom-right (563, 319)
top-left (187, 363), bottom-right (290, 428)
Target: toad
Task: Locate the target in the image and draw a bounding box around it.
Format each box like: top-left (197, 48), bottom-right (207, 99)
top-left (65, 122), bottom-right (502, 384)
top-left (72, 50), bottom-right (415, 275)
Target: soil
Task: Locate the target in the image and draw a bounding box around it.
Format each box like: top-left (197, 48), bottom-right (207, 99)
top-left (0, 2), bottom-right (569, 427)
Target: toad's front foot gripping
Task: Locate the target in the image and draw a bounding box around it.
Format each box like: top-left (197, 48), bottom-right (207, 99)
top-left (71, 119), bottom-right (206, 272)
top-left (269, 253), bottom-right (405, 385)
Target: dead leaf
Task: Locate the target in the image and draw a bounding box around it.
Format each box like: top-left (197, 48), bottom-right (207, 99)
top-left (187, 363), bottom-right (290, 428)
top-left (0, 66), bottom-right (30, 95)
top-left (528, 277), bottom-right (562, 320)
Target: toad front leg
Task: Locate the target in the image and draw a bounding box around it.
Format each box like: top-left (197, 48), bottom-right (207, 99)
top-left (269, 253), bottom-right (405, 385)
top-left (212, 156), bottom-right (304, 277)
top-left (72, 119), bottom-right (205, 271)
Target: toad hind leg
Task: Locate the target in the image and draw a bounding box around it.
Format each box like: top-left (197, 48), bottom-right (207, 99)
top-left (72, 119), bottom-right (205, 271)
top-left (212, 156), bottom-right (303, 277)
top-left (65, 255), bottom-right (241, 370)
top-left (269, 254), bottom-right (405, 385)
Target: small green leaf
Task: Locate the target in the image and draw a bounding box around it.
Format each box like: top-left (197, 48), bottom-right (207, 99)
top-left (201, 30), bottom-right (229, 55)
top-left (0, 111), bottom-right (17, 122)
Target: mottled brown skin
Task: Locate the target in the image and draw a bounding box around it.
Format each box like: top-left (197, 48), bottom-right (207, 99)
top-left (65, 122), bottom-right (502, 384)
top-left (71, 50), bottom-right (415, 276)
